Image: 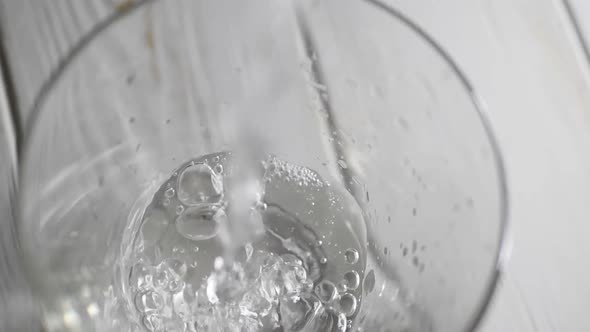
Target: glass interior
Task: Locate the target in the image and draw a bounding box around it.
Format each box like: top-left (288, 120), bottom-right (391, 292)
top-left (17, 0), bottom-right (507, 331)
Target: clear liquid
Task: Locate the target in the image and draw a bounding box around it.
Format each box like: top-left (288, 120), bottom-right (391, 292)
top-left (120, 152), bottom-right (367, 332)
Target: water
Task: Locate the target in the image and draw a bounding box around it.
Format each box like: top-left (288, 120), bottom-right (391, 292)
top-left (120, 152), bottom-right (367, 331)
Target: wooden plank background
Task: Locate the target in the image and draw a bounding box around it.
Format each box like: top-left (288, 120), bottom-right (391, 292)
top-left (1, 0), bottom-right (590, 331)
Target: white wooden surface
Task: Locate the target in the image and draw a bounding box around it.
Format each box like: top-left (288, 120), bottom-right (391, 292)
top-left (2, 0), bottom-right (590, 331)
top-left (388, 0), bottom-right (590, 331)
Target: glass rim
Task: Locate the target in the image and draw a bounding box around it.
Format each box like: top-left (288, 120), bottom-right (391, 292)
top-left (20, 0), bottom-right (510, 331)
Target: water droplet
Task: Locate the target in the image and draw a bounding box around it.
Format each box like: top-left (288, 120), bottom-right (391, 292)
top-left (320, 257), bottom-right (328, 264)
top-left (175, 205), bottom-right (185, 215)
top-left (314, 280), bottom-right (337, 303)
top-left (344, 249), bottom-right (359, 264)
top-left (176, 205), bottom-right (226, 241)
top-left (343, 270), bottom-right (360, 290)
top-left (177, 163), bottom-right (223, 206)
top-left (165, 187), bottom-right (175, 198)
top-left (338, 293), bottom-right (358, 316)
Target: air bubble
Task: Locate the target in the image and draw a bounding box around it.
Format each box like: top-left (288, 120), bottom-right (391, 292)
top-left (165, 187), bottom-right (175, 198)
top-left (165, 259), bottom-right (187, 278)
top-left (168, 279), bottom-right (184, 293)
top-left (130, 264), bottom-right (153, 290)
top-left (214, 164), bottom-right (223, 174)
top-left (343, 270), bottom-right (360, 290)
top-left (314, 280), bottom-right (337, 303)
top-left (338, 293), bottom-right (358, 316)
top-left (152, 269), bottom-right (169, 289)
top-left (177, 163), bottom-right (223, 206)
top-left (142, 314), bottom-right (162, 331)
top-left (244, 243), bottom-right (254, 261)
top-left (134, 291), bottom-right (163, 312)
top-left (336, 281), bottom-right (348, 293)
top-left (176, 205), bottom-right (226, 241)
top-left (337, 312), bottom-right (347, 331)
top-left (344, 248), bottom-right (359, 264)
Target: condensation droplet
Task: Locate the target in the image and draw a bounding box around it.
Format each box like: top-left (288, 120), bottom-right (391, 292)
top-left (364, 270), bottom-right (376, 295)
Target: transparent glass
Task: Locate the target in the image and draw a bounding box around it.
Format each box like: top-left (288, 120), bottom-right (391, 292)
top-left (17, 0), bottom-right (508, 331)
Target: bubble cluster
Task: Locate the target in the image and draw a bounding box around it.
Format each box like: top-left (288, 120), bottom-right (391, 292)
top-left (123, 152), bottom-right (366, 331)
top-left (263, 155), bottom-right (324, 187)
top-left (128, 259), bottom-right (190, 332)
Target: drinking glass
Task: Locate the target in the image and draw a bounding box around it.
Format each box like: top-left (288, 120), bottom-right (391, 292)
top-left (17, 0), bottom-right (508, 331)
